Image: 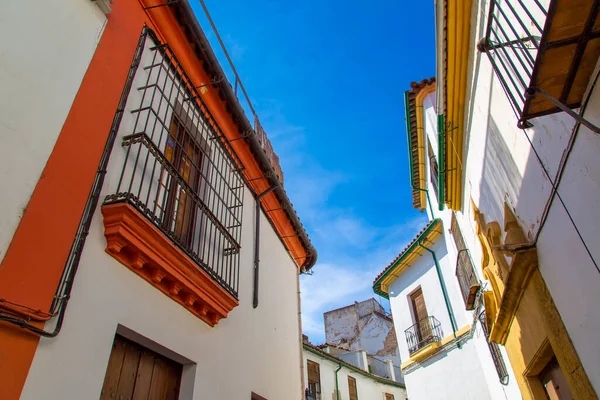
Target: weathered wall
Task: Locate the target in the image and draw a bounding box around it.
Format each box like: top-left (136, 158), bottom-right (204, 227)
top-left (0, 0), bottom-right (107, 263)
top-left (303, 348), bottom-right (407, 400)
top-left (324, 299), bottom-right (402, 373)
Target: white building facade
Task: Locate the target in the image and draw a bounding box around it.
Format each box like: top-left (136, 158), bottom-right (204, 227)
top-left (373, 79), bottom-right (522, 400)
top-left (303, 340), bottom-right (406, 400)
top-left (0, 2), bottom-right (316, 400)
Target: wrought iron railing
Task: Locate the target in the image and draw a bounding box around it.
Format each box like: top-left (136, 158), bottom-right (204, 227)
top-left (451, 213), bottom-right (480, 310)
top-left (305, 388), bottom-right (321, 400)
top-left (456, 249), bottom-right (480, 310)
top-left (405, 316), bottom-right (443, 355)
top-left (479, 311), bottom-right (510, 385)
top-left (104, 31), bottom-right (244, 298)
top-left (478, 0), bottom-right (547, 125)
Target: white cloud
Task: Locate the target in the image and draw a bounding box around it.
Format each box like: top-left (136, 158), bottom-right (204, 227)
top-left (256, 101), bottom-right (428, 344)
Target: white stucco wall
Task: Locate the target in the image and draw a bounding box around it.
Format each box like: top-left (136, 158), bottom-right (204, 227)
top-left (19, 29), bottom-right (304, 400)
top-left (0, 0), bottom-right (107, 263)
top-left (303, 348), bottom-right (407, 400)
top-left (458, 1), bottom-right (600, 393)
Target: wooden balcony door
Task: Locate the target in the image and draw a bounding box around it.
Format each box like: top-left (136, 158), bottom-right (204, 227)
top-left (100, 335), bottom-right (182, 400)
top-left (410, 288), bottom-right (432, 345)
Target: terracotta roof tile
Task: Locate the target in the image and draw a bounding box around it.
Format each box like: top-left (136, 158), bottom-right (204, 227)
top-left (372, 219), bottom-right (439, 295)
top-left (405, 77), bottom-right (436, 209)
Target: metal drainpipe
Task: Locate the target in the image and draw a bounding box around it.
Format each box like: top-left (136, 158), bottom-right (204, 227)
top-left (253, 184), bottom-right (279, 309)
top-left (437, 114), bottom-right (445, 211)
top-left (334, 363), bottom-right (342, 400)
top-left (296, 273), bottom-right (306, 399)
top-left (417, 241), bottom-right (459, 338)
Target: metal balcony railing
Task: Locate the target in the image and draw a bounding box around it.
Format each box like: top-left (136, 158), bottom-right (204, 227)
top-left (104, 31), bottom-right (244, 298)
top-left (456, 249), bottom-right (481, 310)
top-left (479, 311), bottom-right (510, 385)
top-left (478, 0), bottom-right (547, 125)
top-left (479, 0), bottom-right (600, 132)
top-left (405, 316), bottom-right (443, 355)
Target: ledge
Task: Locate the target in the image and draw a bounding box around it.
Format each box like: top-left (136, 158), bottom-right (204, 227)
top-left (101, 203), bottom-right (238, 327)
top-left (409, 342), bottom-right (441, 363)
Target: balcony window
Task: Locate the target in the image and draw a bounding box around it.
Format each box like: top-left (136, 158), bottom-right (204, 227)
top-left (451, 213), bottom-right (480, 310)
top-left (479, 0), bottom-right (600, 131)
top-left (405, 315), bottom-right (443, 356)
top-left (101, 29), bottom-right (243, 326)
top-left (348, 376), bottom-right (358, 400)
top-left (306, 360), bottom-right (321, 400)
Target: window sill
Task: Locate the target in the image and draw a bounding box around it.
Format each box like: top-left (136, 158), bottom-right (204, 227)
top-left (101, 202), bottom-right (238, 326)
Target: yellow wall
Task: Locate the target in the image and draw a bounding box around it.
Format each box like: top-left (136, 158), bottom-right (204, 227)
top-left (473, 202), bottom-right (597, 399)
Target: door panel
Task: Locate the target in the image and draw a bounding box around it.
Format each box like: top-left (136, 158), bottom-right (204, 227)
top-left (100, 335), bottom-right (182, 400)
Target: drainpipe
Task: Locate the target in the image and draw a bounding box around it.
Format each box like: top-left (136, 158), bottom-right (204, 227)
top-left (417, 241), bottom-right (458, 338)
top-left (334, 363), bottom-right (342, 400)
top-left (296, 273), bottom-right (306, 399)
top-left (253, 184), bottom-right (279, 308)
top-left (437, 114), bottom-right (445, 211)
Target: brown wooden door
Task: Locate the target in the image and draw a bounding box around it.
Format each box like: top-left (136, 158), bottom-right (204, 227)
top-left (410, 288), bottom-right (428, 323)
top-left (100, 335), bottom-right (182, 400)
top-left (410, 288), bottom-right (432, 344)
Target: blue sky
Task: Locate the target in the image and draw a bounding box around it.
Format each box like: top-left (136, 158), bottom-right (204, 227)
top-left (192, 0), bottom-right (435, 343)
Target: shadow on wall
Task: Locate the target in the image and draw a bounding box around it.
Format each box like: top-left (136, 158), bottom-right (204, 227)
top-left (478, 116), bottom-right (523, 229)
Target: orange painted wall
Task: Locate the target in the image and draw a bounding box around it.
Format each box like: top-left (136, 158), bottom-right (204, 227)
top-left (0, 1), bottom-right (308, 398)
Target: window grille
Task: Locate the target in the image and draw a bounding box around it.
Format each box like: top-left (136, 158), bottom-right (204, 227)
top-left (428, 140), bottom-right (439, 199)
top-left (451, 213), bottom-right (480, 310)
top-left (479, 311), bottom-right (510, 385)
top-left (104, 30), bottom-right (244, 298)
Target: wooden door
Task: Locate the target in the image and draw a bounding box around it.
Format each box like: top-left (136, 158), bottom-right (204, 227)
top-left (410, 288), bottom-right (431, 344)
top-left (540, 357), bottom-right (574, 400)
top-left (100, 335), bottom-right (182, 400)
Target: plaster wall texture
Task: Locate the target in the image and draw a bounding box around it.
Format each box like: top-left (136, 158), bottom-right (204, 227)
top-left (458, 3), bottom-right (600, 392)
top-left (303, 349), bottom-right (407, 400)
top-left (19, 35), bottom-right (304, 400)
top-left (0, 0), bottom-right (107, 263)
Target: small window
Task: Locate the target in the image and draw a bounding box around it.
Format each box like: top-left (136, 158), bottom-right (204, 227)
top-left (428, 140), bottom-right (439, 199)
top-left (348, 376), bottom-right (358, 400)
top-left (385, 394), bottom-right (395, 400)
top-left (306, 360), bottom-right (321, 400)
